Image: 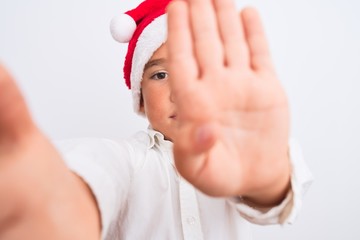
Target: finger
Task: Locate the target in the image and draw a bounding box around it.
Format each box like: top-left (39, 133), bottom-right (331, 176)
top-left (213, 0), bottom-right (249, 67)
top-left (242, 7), bottom-right (275, 72)
top-left (167, 0), bottom-right (198, 99)
top-left (189, 0), bottom-right (224, 74)
top-left (0, 64), bottom-right (35, 141)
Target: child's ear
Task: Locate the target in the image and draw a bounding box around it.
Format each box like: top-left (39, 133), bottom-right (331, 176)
top-left (139, 89), bottom-right (145, 114)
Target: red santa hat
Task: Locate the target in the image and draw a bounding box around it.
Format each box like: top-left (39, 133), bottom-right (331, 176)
top-left (110, 0), bottom-right (172, 113)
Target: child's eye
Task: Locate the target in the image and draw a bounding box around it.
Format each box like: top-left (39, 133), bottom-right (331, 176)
top-left (150, 71), bottom-right (168, 80)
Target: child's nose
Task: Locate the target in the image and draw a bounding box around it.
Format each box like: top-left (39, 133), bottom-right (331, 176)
top-left (170, 91), bottom-right (175, 103)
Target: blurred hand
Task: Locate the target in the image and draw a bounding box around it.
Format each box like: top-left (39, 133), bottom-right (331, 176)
top-left (0, 65), bottom-right (100, 239)
top-left (167, 0), bottom-right (291, 206)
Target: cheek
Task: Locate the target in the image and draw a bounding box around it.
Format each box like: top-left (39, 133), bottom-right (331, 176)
top-left (143, 86), bottom-right (164, 113)
top-left (143, 94), bottom-right (165, 129)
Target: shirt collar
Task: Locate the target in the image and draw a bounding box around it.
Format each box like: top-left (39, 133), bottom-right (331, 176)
top-left (147, 126), bottom-right (173, 150)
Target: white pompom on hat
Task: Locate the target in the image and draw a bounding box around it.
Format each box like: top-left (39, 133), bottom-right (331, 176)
top-left (110, 14), bottom-right (137, 43)
top-left (110, 0), bottom-right (172, 114)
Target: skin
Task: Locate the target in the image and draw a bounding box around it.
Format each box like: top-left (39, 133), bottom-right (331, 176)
top-left (140, 45), bottom-right (177, 141)
top-left (166, 0), bottom-right (291, 205)
top-left (0, 68), bottom-right (100, 239)
top-left (141, 41), bottom-right (290, 206)
top-left (0, 0), bottom-right (291, 238)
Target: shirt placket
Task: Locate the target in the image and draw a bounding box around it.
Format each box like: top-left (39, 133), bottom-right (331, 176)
top-left (161, 140), bottom-right (204, 240)
top-left (179, 177), bottom-right (204, 240)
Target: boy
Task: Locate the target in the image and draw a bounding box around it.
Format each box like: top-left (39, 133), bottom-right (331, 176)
top-left (0, 0), bottom-right (313, 239)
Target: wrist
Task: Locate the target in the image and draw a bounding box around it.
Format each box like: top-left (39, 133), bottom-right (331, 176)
top-left (242, 156), bottom-right (291, 208)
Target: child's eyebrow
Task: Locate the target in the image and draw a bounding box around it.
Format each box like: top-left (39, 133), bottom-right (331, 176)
top-left (144, 58), bottom-right (166, 71)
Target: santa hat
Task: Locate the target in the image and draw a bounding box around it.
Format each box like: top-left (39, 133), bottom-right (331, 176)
top-left (110, 0), bottom-right (172, 113)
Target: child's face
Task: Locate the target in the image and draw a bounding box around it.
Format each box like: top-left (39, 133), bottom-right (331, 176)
top-left (140, 43), bottom-right (177, 141)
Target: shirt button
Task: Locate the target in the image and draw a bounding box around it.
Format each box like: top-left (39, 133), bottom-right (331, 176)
top-left (187, 216), bottom-right (196, 225)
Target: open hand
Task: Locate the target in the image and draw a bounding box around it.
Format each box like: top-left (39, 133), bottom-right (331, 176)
top-left (167, 0), bottom-right (291, 206)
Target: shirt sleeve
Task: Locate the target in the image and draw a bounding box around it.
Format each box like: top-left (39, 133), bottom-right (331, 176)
top-left (227, 139), bottom-right (314, 225)
top-left (54, 138), bottom-right (134, 239)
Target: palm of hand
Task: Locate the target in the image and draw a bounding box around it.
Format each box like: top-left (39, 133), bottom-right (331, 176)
top-left (175, 69), bottom-right (289, 197)
top-left (167, 2), bottom-right (290, 203)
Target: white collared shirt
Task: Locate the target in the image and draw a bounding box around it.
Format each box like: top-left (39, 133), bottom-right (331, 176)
top-left (56, 128), bottom-right (313, 240)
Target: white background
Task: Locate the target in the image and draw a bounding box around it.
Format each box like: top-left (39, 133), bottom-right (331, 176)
top-left (1, 0), bottom-right (360, 239)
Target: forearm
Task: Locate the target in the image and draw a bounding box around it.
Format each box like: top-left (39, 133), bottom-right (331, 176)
top-left (0, 160), bottom-right (101, 239)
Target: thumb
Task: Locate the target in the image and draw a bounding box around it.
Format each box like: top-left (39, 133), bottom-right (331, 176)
top-left (0, 64), bottom-right (35, 141)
